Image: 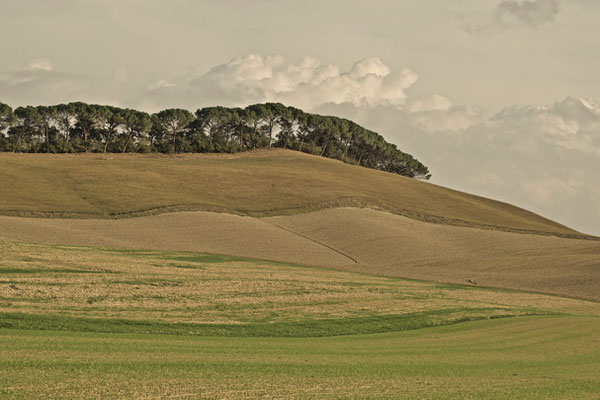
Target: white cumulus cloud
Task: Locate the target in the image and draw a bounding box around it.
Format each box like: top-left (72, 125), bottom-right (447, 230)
top-left (184, 54), bottom-right (420, 110)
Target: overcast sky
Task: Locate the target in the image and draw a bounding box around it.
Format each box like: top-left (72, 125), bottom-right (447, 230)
top-left (1, 0), bottom-right (599, 235)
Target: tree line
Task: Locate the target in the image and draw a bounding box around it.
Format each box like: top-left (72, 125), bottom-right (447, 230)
top-left (0, 101), bottom-right (430, 179)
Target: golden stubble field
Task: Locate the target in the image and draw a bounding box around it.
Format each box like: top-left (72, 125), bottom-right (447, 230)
top-left (0, 150), bottom-right (598, 300)
top-left (1, 208), bottom-right (598, 301)
top-left (2, 240), bottom-right (598, 326)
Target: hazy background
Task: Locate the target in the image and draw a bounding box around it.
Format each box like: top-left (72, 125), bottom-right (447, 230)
top-left (1, 0), bottom-right (599, 235)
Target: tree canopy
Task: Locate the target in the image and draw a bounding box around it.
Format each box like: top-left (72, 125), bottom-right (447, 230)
top-left (0, 101), bottom-right (430, 179)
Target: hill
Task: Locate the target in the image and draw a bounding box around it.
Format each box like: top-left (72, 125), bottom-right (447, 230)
top-left (0, 149), bottom-right (598, 300)
top-left (0, 149), bottom-right (584, 236)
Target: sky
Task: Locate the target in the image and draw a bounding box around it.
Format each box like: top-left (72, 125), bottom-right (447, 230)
top-left (1, 0), bottom-right (599, 235)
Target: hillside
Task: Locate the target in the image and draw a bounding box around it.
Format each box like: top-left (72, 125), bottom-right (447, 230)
top-left (0, 149), bottom-right (584, 236)
top-left (0, 149), bottom-right (598, 300)
top-left (1, 208), bottom-right (598, 300)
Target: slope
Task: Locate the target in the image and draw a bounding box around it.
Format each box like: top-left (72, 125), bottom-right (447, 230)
top-left (1, 208), bottom-right (598, 300)
top-left (0, 149), bottom-right (584, 237)
top-left (268, 208), bottom-right (600, 300)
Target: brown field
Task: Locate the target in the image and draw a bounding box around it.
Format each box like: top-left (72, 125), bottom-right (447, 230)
top-left (0, 150), bottom-right (585, 236)
top-left (0, 211), bottom-right (352, 267)
top-left (269, 208), bottom-right (600, 300)
top-left (1, 208), bottom-right (599, 300)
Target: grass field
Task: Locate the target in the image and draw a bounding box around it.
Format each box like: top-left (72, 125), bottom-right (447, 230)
top-left (2, 316), bottom-right (599, 399)
top-left (1, 240), bottom-right (599, 398)
top-left (0, 150), bottom-right (584, 236)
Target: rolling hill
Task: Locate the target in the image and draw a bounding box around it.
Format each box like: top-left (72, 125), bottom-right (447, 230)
top-left (0, 149), bottom-right (583, 236)
top-left (0, 149), bottom-right (598, 301)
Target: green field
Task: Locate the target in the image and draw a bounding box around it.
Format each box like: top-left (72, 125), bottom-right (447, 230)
top-left (1, 316), bottom-right (599, 399)
top-left (1, 240), bottom-right (599, 398)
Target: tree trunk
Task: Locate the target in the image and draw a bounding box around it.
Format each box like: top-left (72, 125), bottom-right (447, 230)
top-left (103, 134), bottom-right (111, 153)
top-left (268, 121), bottom-right (274, 148)
top-left (13, 134), bottom-right (22, 152)
top-left (65, 131), bottom-right (70, 153)
top-left (122, 133), bottom-right (132, 153)
top-left (319, 141), bottom-right (328, 157)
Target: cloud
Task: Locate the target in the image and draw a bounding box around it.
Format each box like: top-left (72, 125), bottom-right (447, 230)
top-left (493, 0), bottom-right (560, 27)
top-left (409, 105), bottom-right (482, 132)
top-left (466, 0), bottom-right (560, 34)
top-left (173, 54), bottom-right (482, 133)
top-left (25, 57), bottom-right (53, 72)
top-left (408, 94), bottom-right (453, 113)
top-left (145, 79), bottom-right (175, 91)
top-left (0, 59), bottom-right (87, 105)
top-left (463, 98), bottom-right (600, 229)
top-left (0, 58), bottom-right (126, 107)
top-left (137, 53), bottom-right (475, 131)
top-left (183, 54), bottom-right (420, 110)
top-left (489, 97), bottom-right (600, 156)
top-left (517, 174), bottom-right (584, 207)
top-left (8, 53), bottom-right (467, 128)
top-left (112, 66), bottom-right (130, 83)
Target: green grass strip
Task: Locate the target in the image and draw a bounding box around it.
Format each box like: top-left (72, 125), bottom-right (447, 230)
top-left (0, 308), bottom-right (549, 338)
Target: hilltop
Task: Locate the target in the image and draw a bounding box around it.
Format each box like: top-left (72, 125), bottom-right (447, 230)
top-left (0, 101), bottom-right (430, 178)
